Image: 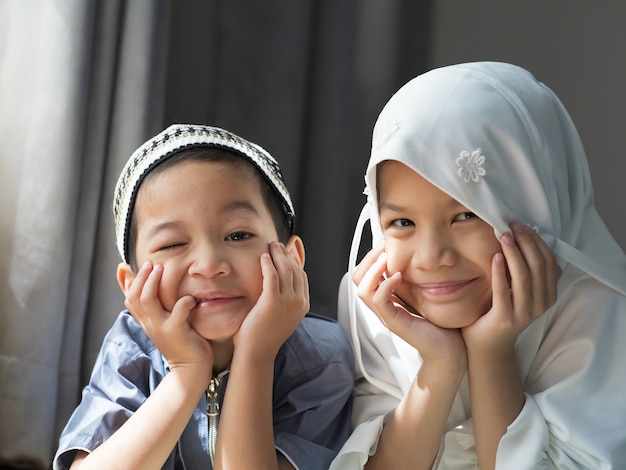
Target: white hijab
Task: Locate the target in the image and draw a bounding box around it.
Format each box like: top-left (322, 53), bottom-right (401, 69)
top-left (346, 61), bottom-right (626, 397)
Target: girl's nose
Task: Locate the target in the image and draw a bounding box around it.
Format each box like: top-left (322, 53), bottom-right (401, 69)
top-left (411, 230), bottom-right (456, 270)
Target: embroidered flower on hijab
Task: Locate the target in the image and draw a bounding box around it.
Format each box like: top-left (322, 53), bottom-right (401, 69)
top-left (373, 119), bottom-right (401, 150)
top-left (457, 148), bottom-right (486, 183)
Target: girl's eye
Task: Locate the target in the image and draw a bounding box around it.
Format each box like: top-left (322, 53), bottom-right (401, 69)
top-left (455, 212), bottom-right (477, 222)
top-left (226, 231), bottom-right (252, 242)
top-left (390, 218), bottom-right (414, 228)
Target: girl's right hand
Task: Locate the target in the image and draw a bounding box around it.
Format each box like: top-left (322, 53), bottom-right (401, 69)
top-left (123, 261), bottom-right (214, 374)
top-left (353, 244), bottom-right (467, 369)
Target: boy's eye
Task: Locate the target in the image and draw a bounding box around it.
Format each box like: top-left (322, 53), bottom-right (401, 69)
top-left (454, 212), bottom-right (477, 222)
top-left (157, 242), bottom-right (185, 251)
top-left (226, 231), bottom-right (252, 242)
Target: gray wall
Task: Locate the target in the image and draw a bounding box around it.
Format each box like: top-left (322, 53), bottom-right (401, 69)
top-left (431, 1), bottom-right (626, 251)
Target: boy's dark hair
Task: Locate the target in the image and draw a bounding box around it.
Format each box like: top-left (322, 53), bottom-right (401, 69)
top-left (127, 147), bottom-right (293, 271)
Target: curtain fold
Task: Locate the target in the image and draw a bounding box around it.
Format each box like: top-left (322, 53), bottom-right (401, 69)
top-left (0, 0), bottom-right (432, 463)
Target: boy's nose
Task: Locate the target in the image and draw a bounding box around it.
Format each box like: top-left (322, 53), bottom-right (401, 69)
top-left (188, 244), bottom-right (230, 277)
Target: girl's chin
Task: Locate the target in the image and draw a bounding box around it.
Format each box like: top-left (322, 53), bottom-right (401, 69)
top-left (422, 311), bottom-right (485, 329)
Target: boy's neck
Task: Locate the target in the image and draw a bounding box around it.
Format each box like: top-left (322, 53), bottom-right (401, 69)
top-left (211, 339), bottom-right (234, 374)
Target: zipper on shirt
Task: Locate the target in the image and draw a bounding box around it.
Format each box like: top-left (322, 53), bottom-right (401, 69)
top-left (207, 370), bottom-right (228, 466)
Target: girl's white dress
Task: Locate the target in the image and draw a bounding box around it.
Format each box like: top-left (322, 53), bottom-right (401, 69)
top-left (330, 62), bottom-right (626, 469)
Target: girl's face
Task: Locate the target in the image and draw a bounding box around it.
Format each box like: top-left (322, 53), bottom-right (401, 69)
top-left (377, 161), bottom-right (502, 329)
top-left (129, 159), bottom-right (293, 344)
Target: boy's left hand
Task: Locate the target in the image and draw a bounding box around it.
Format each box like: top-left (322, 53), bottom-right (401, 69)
top-left (233, 241), bottom-right (310, 358)
top-left (462, 221), bottom-right (561, 353)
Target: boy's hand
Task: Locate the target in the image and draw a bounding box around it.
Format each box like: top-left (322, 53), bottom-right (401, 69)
top-left (233, 241), bottom-right (309, 359)
top-left (124, 261), bottom-right (214, 373)
top-left (462, 222), bottom-right (561, 353)
top-left (354, 243), bottom-right (466, 370)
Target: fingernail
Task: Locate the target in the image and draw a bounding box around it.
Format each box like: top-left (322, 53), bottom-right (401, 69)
top-left (511, 221), bottom-right (524, 232)
top-left (501, 232), bottom-right (515, 246)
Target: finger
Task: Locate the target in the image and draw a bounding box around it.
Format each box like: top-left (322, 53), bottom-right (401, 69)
top-left (525, 226), bottom-right (561, 306)
top-left (371, 273), bottom-right (410, 331)
top-left (170, 294), bottom-right (197, 324)
top-left (499, 231), bottom-right (532, 320)
top-left (490, 252), bottom-right (512, 320)
top-left (511, 222), bottom-right (552, 318)
top-left (139, 263), bottom-right (165, 311)
top-left (260, 251), bottom-right (279, 296)
top-left (355, 251), bottom-right (388, 304)
top-left (268, 241), bottom-right (293, 293)
top-left (126, 261), bottom-right (153, 304)
top-left (352, 243), bottom-right (385, 285)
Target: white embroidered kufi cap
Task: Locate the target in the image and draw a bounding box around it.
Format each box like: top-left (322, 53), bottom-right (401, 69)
top-left (112, 124), bottom-right (295, 263)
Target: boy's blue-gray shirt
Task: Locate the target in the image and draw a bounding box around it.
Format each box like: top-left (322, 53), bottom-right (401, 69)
top-left (53, 310), bottom-right (355, 470)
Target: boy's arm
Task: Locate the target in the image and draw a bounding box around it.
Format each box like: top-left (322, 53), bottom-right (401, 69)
top-left (70, 364), bottom-right (210, 470)
top-left (215, 242), bottom-right (308, 470)
top-left (216, 346), bottom-right (292, 469)
top-left (71, 262), bottom-right (214, 469)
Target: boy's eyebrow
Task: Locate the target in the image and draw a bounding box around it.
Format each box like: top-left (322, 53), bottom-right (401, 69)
top-left (222, 200), bottom-right (261, 216)
top-left (145, 221), bottom-right (182, 238)
top-left (145, 200), bottom-right (262, 238)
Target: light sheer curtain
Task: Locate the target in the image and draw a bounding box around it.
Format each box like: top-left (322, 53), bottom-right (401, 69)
top-left (0, 0), bottom-right (433, 463)
top-left (0, 0), bottom-right (171, 462)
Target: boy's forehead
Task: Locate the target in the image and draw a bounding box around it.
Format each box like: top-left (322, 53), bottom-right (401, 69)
top-left (134, 160), bottom-right (264, 224)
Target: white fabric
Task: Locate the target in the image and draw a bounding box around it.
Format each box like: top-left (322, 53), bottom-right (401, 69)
top-left (331, 62), bottom-right (626, 469)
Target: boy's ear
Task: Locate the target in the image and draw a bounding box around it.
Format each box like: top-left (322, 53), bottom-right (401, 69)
top-left (117, 262), bottom-right (136, 295)
top-left (285, 235), bottom-right (305, 268)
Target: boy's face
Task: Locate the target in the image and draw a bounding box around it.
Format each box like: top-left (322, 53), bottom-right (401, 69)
top-left (127, 159), bottom-right (290, 343)
top-left (377, 160), bottom-right (502, 329)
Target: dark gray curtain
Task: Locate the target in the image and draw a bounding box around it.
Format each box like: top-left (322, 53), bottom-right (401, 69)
top-left (161, 0), bottom-right (434, 316)
top-left (0, 0), bottom-right (432, 463)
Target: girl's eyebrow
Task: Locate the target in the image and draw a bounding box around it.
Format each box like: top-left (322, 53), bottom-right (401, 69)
top-left (379, 202), bottom-right (407, 213)
top-left (380, 198), bottom-right (463, 213)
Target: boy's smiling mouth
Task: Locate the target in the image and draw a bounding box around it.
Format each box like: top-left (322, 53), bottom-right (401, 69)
top-left (193, 292), bottom-right (242, 309)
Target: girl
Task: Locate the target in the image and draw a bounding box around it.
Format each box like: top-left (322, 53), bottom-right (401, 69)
top-left (331, 62), bottom-right (626, 469)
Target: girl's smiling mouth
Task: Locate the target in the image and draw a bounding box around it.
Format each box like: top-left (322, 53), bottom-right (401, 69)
top-left (416, 279), bottom-right (477, 297)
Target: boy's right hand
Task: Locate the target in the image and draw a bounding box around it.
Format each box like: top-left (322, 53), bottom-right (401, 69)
top-left (353, 243), bottom-right (467, 371)
top-left (124, 261), bottom-right (214, 374)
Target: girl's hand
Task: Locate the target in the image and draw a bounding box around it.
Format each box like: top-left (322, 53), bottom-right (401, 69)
top-left (233, 241), bottom-right (310, 359)
top-left (124, 261), bottom-right (214, 372)
top-left (462, 222), bottom-right (561, 353)
top-left (354, 243), bottom-right (466, 369)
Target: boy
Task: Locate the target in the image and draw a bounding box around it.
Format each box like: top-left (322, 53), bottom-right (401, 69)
top-left (53, 124), bottom-right (354, 470)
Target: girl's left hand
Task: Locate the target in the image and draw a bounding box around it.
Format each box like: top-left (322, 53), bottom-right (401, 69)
top-left (462, 221), bottom-right (561, 353)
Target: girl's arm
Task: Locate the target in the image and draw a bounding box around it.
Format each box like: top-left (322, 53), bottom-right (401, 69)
top-left (463, 222), bottom-right (560, 469)
top-left (353, 244), bottom-right (468, 469)
top-left (365, 360), bottom-right (465, 470)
